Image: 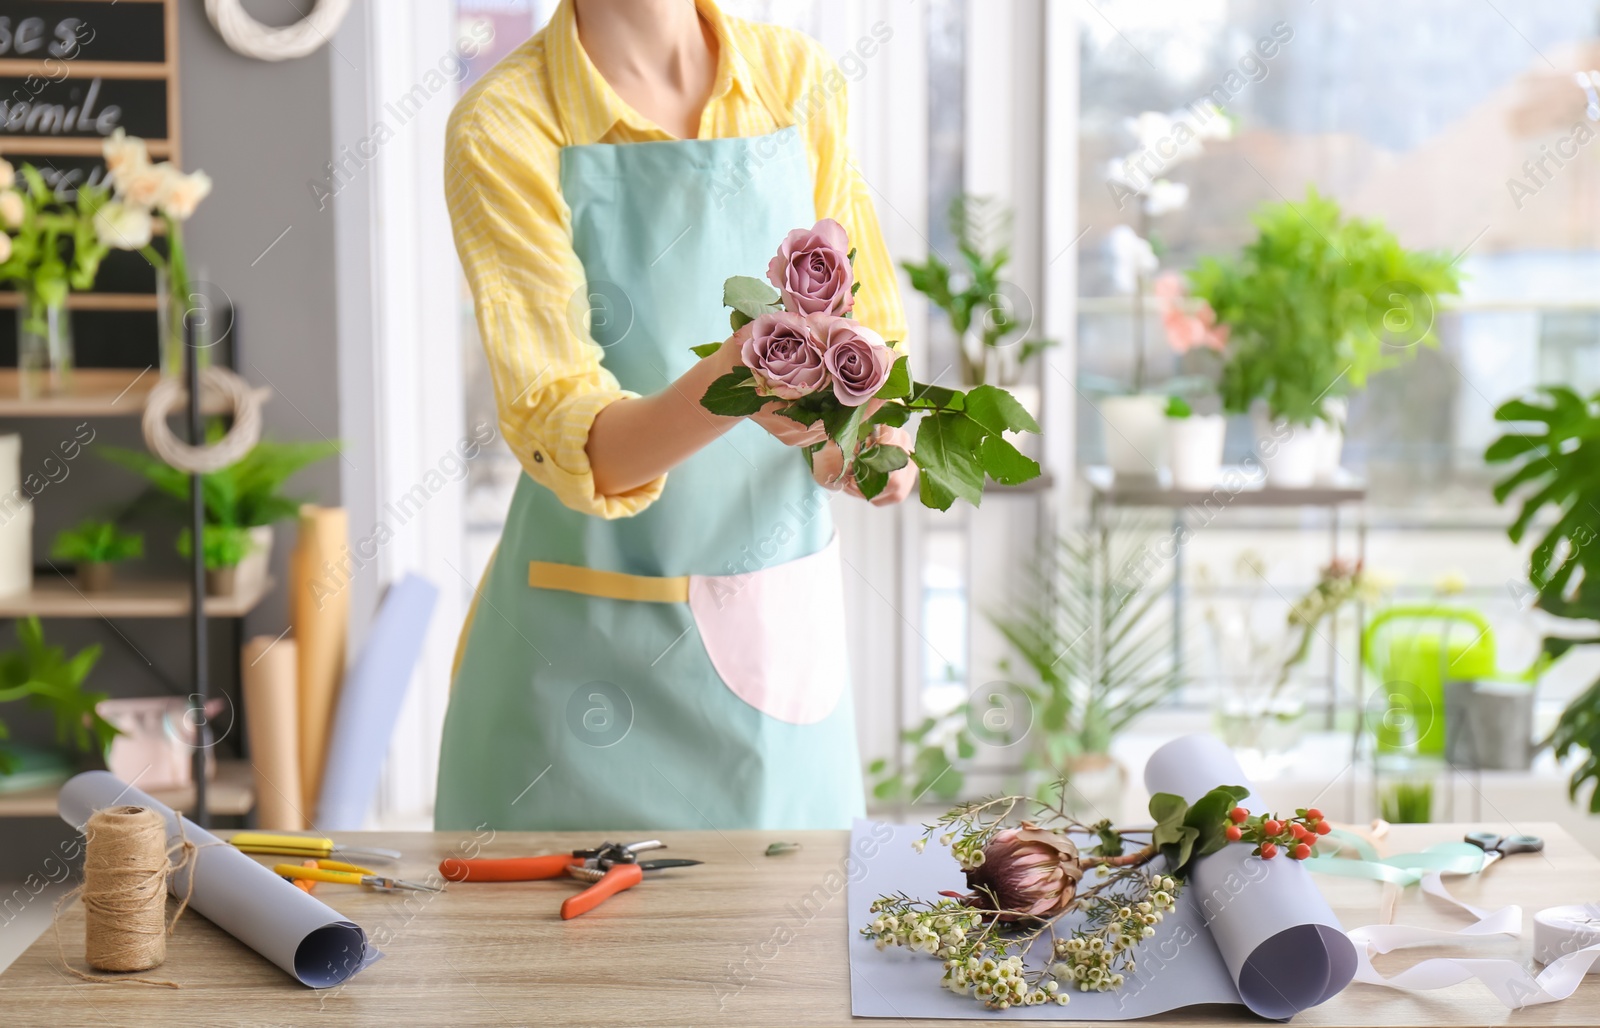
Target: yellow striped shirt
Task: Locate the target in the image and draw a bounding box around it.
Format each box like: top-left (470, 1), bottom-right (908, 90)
top-left (445, 0), bottom-right (907, 519)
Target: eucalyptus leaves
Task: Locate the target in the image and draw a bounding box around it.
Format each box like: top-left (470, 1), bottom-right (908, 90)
top-left (694, 220), bottom-right (1042, 510)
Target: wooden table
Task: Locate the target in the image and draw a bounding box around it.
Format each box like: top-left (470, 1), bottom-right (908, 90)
top-left (1, 823), bottom-right (1596, 1026)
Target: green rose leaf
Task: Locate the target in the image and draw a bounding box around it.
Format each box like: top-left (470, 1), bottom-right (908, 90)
top-left (913, 411), bottom-right (987, 510)
top-left (875, 354), bottom-right (912, 400)
top-left (977, 434), bottom-right (1040, 486)
top-left (700, 367), bottom-right (768, 417)
top-left (866, 403), bottom-right (912, 429)
top-left (723, 275), bottom-right (783, 323)
top-left (964, 384), bottom-right (1040, 435)
top-left (780, 404), bottom-right (822, 426)
top-left (907, 382), bottom-right (966, 411)
top-left (690, 341), bottom-right (724, 359)
top-left (857, 443), bottom-right (910, 475)
top-left (855, 467), bottom-right (889, 500)
top-left (821, 399), bottom-right (868, 460)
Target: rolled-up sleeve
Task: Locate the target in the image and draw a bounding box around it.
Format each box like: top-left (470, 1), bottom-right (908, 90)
top-left (445, 91), bottom-right (665, 519)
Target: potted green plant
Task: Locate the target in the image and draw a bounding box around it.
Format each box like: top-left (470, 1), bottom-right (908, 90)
top-left (0, 616), bottom-right (116, 776)
top-left (1487, 385), bottom-right (1600, 811)
top-left (177, 523), bottom-right (255, 597)
top-left (869, 524), bottom-right (1181, 814)
top-left (103, 434), bottom-right (338, 594)
top-left (1190, 187), bottom-right (1459, 486)
top-left (50, 519), bottom-right (144, 593)
top-left (902, 194), bottom-right (1054, 395)
top-left (0, 160), bottom-right (123, 398)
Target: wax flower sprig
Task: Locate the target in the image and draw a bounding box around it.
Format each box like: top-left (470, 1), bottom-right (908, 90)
top-left (692, 219), bottom-right (1042, 510)
top-left (862, 785), bottom-right (1325, 1010)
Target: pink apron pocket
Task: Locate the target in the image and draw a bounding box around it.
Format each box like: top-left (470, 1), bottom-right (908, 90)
top-left (687, 535), bottom-right (848, 725)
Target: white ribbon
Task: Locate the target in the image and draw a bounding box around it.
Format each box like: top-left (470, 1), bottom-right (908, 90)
top-left (1348, 872), bottom-right (1600, 1008)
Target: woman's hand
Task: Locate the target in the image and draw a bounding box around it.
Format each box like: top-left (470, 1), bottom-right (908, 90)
top-left (811, 424), bottom-right (918, 507)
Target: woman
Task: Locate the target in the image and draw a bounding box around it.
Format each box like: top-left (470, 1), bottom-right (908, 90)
top-left (436, 0), bottom-right (914, 831)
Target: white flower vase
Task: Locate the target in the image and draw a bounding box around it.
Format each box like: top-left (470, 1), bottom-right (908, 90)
top-left (1167, 414), bottom-right (1226, 491)
top-left (1314, 398), bottom-right (1348, 483)
top-left (1253, 411), bottom-right (1324, 488)
top-left (1100, 394), bottom-right (1167, 479)
top-left (232, 525), bottom-right (275, 598)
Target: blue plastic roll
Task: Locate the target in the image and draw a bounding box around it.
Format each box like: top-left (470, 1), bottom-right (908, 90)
top-left (313, 573), bottom-right (439, 830)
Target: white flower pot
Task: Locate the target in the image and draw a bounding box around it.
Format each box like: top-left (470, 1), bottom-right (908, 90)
top-left (1253, 413), bottom-right (1320, 488)
top-left (1167, 414), bottom-right (1226, 491)
top-left (1100, 394), bottom-right (1167, 479)
top-left (233, 525), bottom-right (275, 597)
top-left (1314, 398), bottom-right (1347, 482)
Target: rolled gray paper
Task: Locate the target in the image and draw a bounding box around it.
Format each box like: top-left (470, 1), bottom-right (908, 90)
top-left (59, 771), bottom-right (379, 988)
top-left (1144, 734), bottom-right (1357, 1019)
top-left (315, 573), bottom-right (439, 831)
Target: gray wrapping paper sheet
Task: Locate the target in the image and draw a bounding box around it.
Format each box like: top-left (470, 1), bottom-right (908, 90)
top-left (59, 771), bottom-right (381, 988)
top-left (847, 734), bottom-right (1356, 1020)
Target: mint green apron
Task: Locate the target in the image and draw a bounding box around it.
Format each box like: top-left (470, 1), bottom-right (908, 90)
top-left (435, 107), bottom-right (866, 832)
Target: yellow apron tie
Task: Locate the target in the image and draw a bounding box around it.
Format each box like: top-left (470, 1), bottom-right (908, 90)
top-left (528, 561), bottom-right (689, 604)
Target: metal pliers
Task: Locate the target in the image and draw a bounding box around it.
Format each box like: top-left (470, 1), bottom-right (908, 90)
top-left (438, 840), bottom-right (701, 919)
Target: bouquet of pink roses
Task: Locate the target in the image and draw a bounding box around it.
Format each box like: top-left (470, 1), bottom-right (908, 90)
top-left (694, 219), bottom-right (1041, 509)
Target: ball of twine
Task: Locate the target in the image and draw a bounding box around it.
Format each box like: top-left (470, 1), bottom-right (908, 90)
top-left (55, 807), bottom-right (208, 988)
top-left (141, 367), bottom-right (268, 474)
top-left (82, 806), bottom-right (170, 974)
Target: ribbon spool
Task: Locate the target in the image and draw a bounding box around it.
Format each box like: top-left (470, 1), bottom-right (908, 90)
top-left (141, 367), bottom-right (269, 475)
top-left (1534, 906), bottom-right (1600, 970)
top-left (82, 806), bottom-right (170, 973)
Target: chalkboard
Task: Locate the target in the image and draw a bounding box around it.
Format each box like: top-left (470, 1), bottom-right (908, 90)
top-left (0, 0), bottom-right (181, 362)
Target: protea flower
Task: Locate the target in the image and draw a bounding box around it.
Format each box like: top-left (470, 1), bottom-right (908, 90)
top-left (961, 824), bottom-right (1083, 920)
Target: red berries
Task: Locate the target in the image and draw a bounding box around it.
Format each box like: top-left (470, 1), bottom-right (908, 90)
top-left (1229, 806), bottom-right (1248, 824)
top-left (1262, 819), bottom-right (1283, 836)
top-left (1291, 843), bottom-right (1312, 860)
top-left (1305, 808), bottom-right (1323, 821)
top-left (1225, 825), bottom-right (1243, 842)
top-left (1314, 820), bottom-right (1332, 836)
top-left (1260, 842), bottom-right (1278, 859)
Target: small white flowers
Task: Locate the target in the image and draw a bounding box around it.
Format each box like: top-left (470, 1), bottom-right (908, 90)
top-left (0, 188), bottom-right (23, 230)
top-left (1107, 225), bottom-right (1158, 294)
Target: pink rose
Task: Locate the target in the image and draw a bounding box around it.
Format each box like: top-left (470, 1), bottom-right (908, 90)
top-left (1155, 272), bottom-right (1229, 354)
top-left (741, 312), bottom-right (827, 399)
top-left (819, 317), bottom-right (892, 406)
top-left (767, 218), bottom-right (855, 316)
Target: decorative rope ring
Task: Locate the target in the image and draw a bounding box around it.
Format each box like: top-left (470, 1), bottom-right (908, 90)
top-left (204, 0), bottom-right (353, 62)
top-left (142, 368), bottom-right (269, 475)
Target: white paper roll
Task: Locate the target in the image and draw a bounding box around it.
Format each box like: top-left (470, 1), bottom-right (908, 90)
top-left (59, 771), bottom-right (379, 987)
top-left (1144, 734), bottom-right (1358, 1019)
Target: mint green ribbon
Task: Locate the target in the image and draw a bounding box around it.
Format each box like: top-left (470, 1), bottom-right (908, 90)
top-left (1304, 829), bottom-right (1488, 886)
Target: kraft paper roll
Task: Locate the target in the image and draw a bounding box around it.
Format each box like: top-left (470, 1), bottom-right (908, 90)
top-left (0, 433), bottom-right (31, 598)
top-left (241, 635), bottom-right (304, 830)
top-left (59, 771), bottom-right (379, 988)
top-left (289, 505), bottom-right (349, 815)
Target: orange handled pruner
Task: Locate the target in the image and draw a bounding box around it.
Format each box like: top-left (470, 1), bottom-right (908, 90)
top-left (438, 840), bottom-right (700, 919)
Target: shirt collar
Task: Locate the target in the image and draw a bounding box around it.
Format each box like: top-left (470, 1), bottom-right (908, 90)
top-left (546, 0), bottom-right (753, 146)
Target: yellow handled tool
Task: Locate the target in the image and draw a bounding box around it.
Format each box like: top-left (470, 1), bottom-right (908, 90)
top-left (231, 832), bottom-right (401, 863)
top-left (272, 862), bottom-right (442, 894)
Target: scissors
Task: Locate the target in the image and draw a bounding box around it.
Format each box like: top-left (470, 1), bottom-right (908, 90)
top-left (438, 839), bottom-right (701, 919)
top-left (274, 859), bottom-right (443, 894)
top-left (1464, 831), bottom-right (1545, 868)
top-left (232, 831), bottom-right (401, 864)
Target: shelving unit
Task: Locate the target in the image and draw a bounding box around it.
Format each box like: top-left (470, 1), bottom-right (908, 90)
top-left (0, 759), bottom-right (254, 819)
top-left (0, 364), bottom-right (257, 823)
top-left (0, 574), bottom-right (272, 620)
